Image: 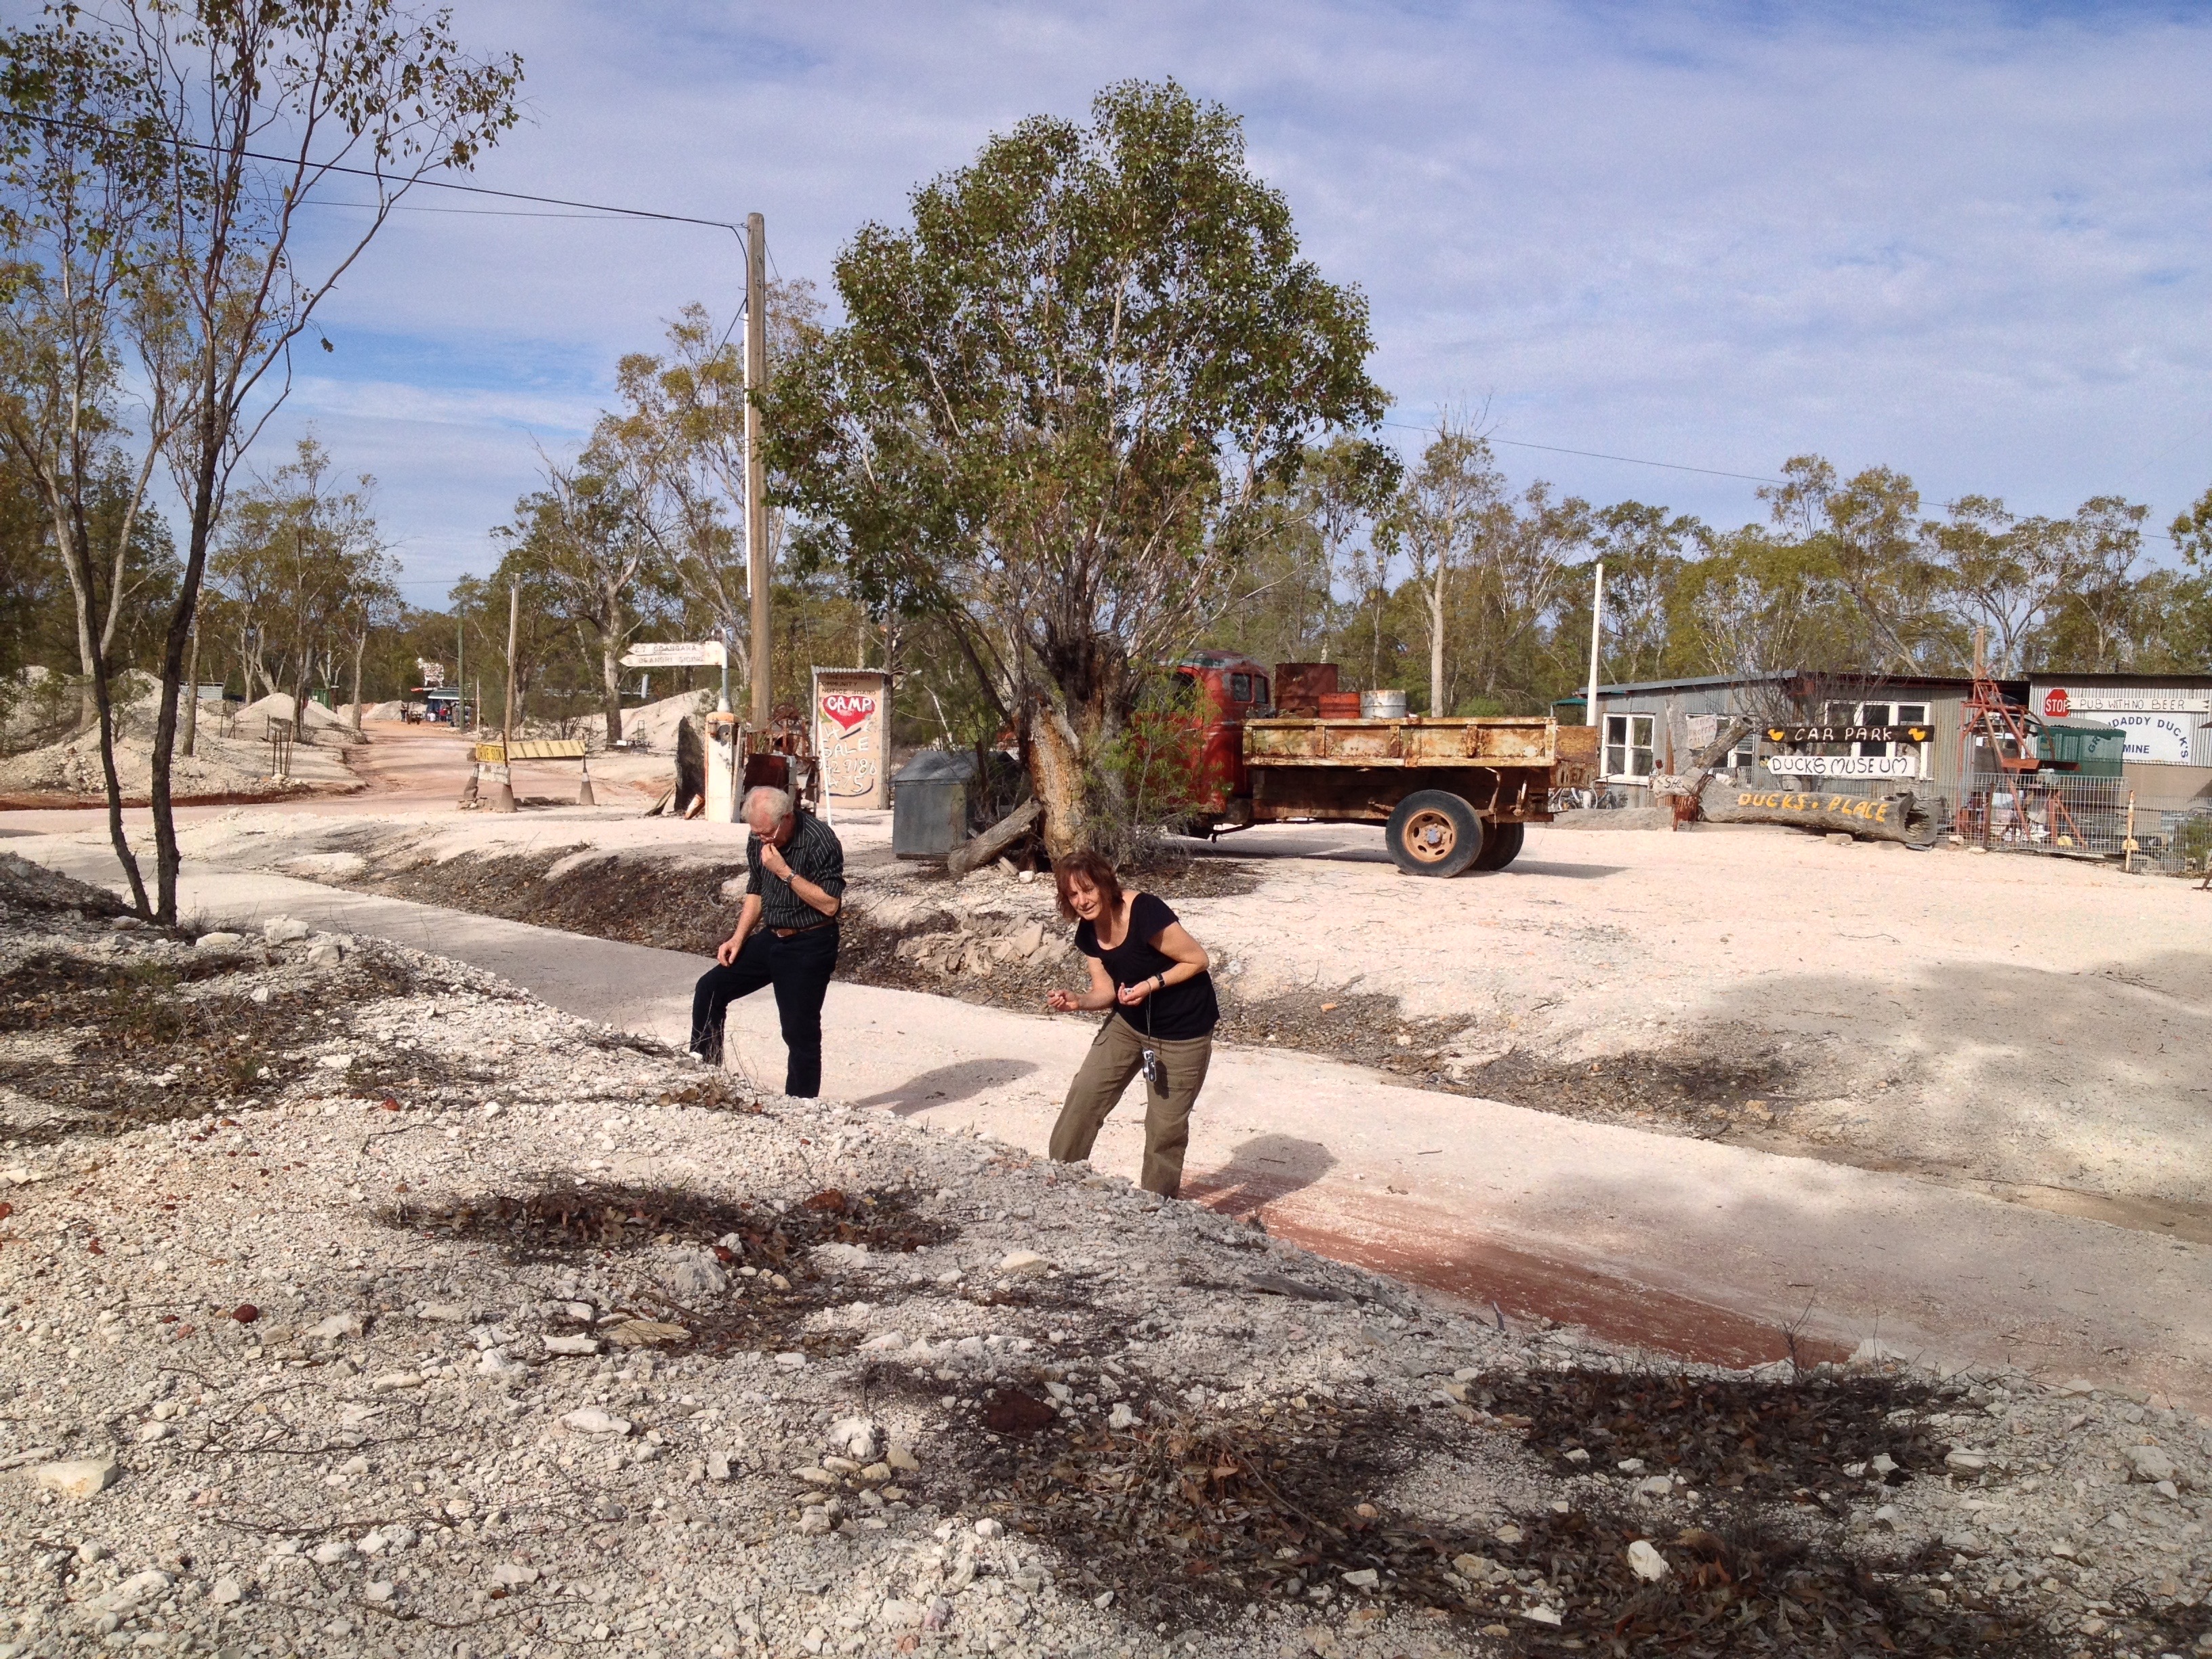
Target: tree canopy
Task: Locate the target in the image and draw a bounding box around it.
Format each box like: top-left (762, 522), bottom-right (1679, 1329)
top-left (762, 79), bottom-right (1392, 850)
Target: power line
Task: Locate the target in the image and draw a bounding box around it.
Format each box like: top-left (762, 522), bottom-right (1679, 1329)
top-left (1379, 417), bottom-right (2194, 546)
top-left (0, 106), bottom-right (745, 234)
top-left (1379, 418), bottom-right (1784, 485)
top-left (301, 199), bottom-right (665, 221)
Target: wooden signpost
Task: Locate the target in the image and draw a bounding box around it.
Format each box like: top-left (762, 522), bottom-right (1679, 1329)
top-left (1763, 722), bottom-right (1934, 746)
top-left (812, 668), bottom-right (892, 815)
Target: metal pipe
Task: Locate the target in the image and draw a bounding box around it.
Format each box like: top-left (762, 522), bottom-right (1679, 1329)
top-left (1584, 561), bottom-right (1605, 728)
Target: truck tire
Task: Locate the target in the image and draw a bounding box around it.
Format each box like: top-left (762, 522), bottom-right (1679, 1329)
top-left (1473, 819), bottom-right (1525, 871)
top-left (1385, 790), bottom-right (1485, 878)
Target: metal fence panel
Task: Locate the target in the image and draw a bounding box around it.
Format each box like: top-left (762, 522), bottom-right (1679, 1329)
top-left (1957, 773), bottom-right (2131, 856)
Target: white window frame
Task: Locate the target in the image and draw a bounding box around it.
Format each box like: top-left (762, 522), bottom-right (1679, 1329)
top-left (1603, 712), bottom-right (1656, 782)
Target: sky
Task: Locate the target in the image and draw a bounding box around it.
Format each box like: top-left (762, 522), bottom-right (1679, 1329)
top-left (233, 0), bottom-right (2212, 603)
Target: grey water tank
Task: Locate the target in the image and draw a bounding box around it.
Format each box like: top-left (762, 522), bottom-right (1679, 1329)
top-left (891, 750), bottom-right (980, 859)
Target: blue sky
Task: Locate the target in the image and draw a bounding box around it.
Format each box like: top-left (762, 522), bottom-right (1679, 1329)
top-left (255, 0), bottom-right (2212, 600)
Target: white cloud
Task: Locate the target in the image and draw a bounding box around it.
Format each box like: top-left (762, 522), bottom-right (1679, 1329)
top-left (242, 0), bottom-right (2212, 592)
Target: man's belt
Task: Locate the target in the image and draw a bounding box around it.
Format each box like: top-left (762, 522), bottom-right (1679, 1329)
top-left (771, 920), bottom-right (838, 939)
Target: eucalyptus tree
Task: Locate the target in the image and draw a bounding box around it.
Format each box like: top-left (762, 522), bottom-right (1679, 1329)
top-left (764, 79), bottom-right (1390, 854)
top-left (602, 287), bottom-right (823, 696)
top-left (1376, 420), bottom-right (1499, 716)
top-left (0, 1), bottom-right (520, 922)
top-left (209, 436), bottom-right (393, 729)
top-left (493, 458), bottom-right (674, 743)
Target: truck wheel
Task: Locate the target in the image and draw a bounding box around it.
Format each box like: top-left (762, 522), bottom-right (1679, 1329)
top-left (1385, 790), bottom-right (1484, 878)
top-left (1473, 819), bottom-right (1525, 871)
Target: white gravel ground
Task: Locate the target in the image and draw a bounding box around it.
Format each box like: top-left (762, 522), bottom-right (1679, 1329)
top-left (3, 853), bottom-right (2210, 1659)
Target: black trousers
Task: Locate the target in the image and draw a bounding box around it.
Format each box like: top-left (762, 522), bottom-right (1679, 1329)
top-left (689, 926), bottom-right (839, 1097)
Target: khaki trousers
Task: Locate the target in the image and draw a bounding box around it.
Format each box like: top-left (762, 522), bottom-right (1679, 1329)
top-left (1048, 1016), bottom-right (1213, 1197)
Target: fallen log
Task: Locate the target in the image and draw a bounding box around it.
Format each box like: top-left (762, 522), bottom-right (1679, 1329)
top-left (1698, 780), bottom-right (1933, 844)
top-left (947, 797), bottom-right (1042, 878)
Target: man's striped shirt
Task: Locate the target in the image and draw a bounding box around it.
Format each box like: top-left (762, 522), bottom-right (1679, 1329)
top-left (747, 811), bottom-right (846, 930)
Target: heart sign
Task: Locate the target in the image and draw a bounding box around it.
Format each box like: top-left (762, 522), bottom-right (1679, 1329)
top-left (821, 693), bottom-right (877, 732)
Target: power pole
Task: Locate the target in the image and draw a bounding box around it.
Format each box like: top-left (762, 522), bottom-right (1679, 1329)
top-left (493, 579), bottom-right (519, 812)
top-left (183, 615), bottom-right (199, 758)
top-left (1584, 562), bottom-right (1605, 729)
top-left (745, 210), bottom-right (771, 731)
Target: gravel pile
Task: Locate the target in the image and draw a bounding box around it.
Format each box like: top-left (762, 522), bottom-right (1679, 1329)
top-left (1, 852), bottom-right (2209, 1659)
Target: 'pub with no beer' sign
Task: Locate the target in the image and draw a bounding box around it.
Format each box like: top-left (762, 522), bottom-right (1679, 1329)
top-left (813, 668), bottom-right (893, 811)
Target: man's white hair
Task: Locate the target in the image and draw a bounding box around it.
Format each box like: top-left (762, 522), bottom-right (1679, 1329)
top-left (741, 785), bottom-right (794, 825)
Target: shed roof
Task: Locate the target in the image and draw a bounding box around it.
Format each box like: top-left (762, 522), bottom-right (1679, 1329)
top-left (1580, 670), bottom-right (2014, 697)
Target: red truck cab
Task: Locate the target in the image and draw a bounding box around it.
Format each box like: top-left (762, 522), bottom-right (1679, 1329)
top-left (1168, 650), bottom-right (1271, 813)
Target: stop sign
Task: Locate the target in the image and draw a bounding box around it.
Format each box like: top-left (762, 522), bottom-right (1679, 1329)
top-left (2043, 687), bottom-right (2070, 718)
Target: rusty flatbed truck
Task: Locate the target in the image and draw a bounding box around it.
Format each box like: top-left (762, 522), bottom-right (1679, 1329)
top-left (1170, 651), bottom-right (1601, 878)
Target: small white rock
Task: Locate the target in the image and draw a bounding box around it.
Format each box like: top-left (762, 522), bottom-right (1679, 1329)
top-left (33, 1456), bottom-right (119, 1498)
top-left (1341, 1568), bottom-right (1378, 1589)
top-left (2126, 1445), bottom-right (2178, 1484)
top-left (209, 1576), bottom-right (243, 1605)
top-left (1627, 1539), bottom-right (1671, 1581)
top-left (562, 1407), bottom-right (632, 1437)
top-left (312, 1540), bottom-right (354, 1565)
top-left (490, 1563), bottom-right (539, 1587)
top-left (973, 1519), bottom-right (1003, 1539)
top-left (998, 1250), bottom-right (1050, 1277)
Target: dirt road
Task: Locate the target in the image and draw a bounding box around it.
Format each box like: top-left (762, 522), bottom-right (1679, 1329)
top-left (13, 718), bottom-right (2209, 1400)
top-left (17, 838), bottom-right (2210, 1405)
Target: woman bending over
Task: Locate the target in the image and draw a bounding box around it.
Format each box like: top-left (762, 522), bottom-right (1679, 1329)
top-left (1043, 849), bottom-right (1219, 1198)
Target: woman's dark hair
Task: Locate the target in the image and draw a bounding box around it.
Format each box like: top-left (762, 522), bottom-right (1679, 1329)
top-left (1053, 848), bottom-right (1124, 923)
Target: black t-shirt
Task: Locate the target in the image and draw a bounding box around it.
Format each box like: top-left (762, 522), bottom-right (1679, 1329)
top-left (1073, 891), bottom-right (1220, 1042)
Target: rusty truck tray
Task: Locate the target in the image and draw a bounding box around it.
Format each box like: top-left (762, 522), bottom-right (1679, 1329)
top-left (1244, 714), bottom-right (1596, 776)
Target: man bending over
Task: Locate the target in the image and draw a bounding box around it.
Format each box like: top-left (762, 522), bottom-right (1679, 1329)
top-left (689, 784), bottom-right (845, 1097)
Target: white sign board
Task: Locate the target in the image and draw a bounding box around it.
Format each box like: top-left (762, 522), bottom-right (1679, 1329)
top-left (2037, 684), bottom-right (2210, 717)
top-left (1765, 753), bottom-right (1925, 779)
top-left (2102, 711), bottom-right (2199, 766)
top-left (813, 668), bottom-right (892, 811)
top-left (621, 640), bottom-right (726, 670)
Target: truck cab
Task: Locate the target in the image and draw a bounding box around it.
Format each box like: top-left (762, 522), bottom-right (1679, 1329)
top-left (1168, 649), bottom-right (1271, 812)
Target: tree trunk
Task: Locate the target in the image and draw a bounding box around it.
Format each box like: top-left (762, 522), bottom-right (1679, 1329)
top-left (1025, 695), bottom-right (1089, 861)
top-left (349, 632), bottom-right (365, 730)
top-left (600, 635), bottom-right (624, 745)
top-left (184, 620), bottom-right (199, 758)
top-left (948, 798), bottom-right (1040, 878)
top-left (1429, 561), bottom-right (1446, 716)
top-left (1698, 780), bottom-right (1931, 844)
top-left (598, 571), bottom-right (625, 743)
